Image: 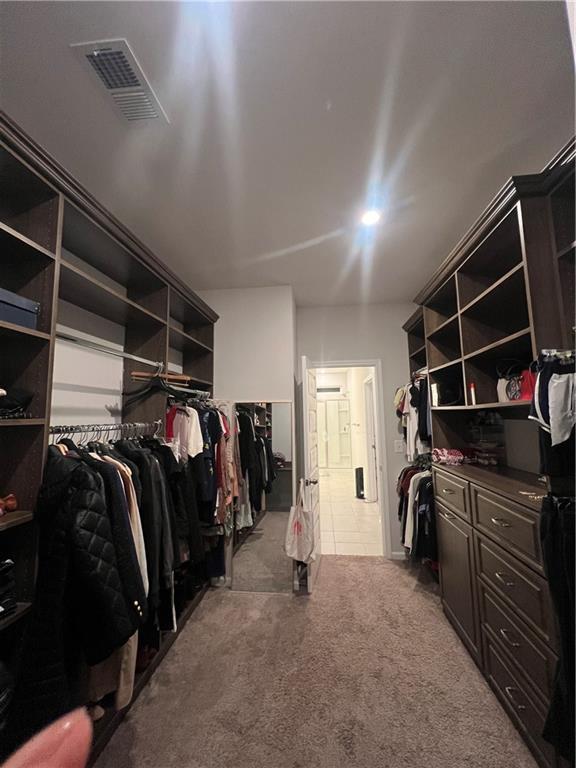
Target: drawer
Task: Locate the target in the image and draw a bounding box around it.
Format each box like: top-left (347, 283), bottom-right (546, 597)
top-left (475, 533), bottom-right (557, 651)
top-left (483, 630), bottom-right (557, 768)
top-left (471, 484), bottom-right (543, 573)
top-left (433, 469), bottom-right (470, 521)
top-left (479, 582), bottom-right (557, 703)
top-left (436, 503), bottom-right (480, 663)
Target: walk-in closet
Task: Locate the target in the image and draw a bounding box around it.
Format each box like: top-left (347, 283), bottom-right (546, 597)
top-left (0, 3), bottom-right (574, 768)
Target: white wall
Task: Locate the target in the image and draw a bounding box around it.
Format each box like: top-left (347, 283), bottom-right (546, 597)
top-left (297, 302), bottom-right (414, 557)
top-left (51, 300), bottom-right (125, 425)
top-left (199, 286), bottom-right (296, 403)
top-left (348, 366), bottom-right (372, 473)
top-left (316, 370), bottom-right (348, 394)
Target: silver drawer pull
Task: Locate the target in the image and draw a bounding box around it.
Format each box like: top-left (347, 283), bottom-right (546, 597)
top-left (440, 511), bottom-right (456, 521)
top-left (491, 517), bottom-right (512, 528)
top-left (441, 488), bottom-right (456, 495)
top-left (494, 571), bottom-right (515, 588)
top-left (505, 685), bottom-right (526, 711)
top-left (499, 628), bottom-right (520, 648)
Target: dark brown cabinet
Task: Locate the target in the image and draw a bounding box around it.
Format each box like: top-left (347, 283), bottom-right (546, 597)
top-left (404, 139), bottom-right (574, 768)
top-left (436, 502), bottom-right (480, 663)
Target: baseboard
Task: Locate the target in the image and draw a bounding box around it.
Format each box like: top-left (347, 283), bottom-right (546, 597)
top-left (389, 550), bottom-right (407, 560)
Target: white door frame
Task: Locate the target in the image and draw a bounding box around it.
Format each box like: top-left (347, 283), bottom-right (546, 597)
top-left (363, 374), bottom-right (378, 503)
top-left (309, 359), bottom-right (392, 558)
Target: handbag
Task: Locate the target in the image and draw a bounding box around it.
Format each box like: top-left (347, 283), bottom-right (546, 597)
top-left (496, 361), bottom-right (536, 402)
top-left (285, 479), bottom-right (315, 564)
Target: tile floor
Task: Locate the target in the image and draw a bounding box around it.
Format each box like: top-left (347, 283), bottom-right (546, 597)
top-left (319, 468), bottom-right (383, 556)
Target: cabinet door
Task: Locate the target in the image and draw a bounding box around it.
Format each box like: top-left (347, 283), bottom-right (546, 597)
top-left (437, 502), bottom-right (481, 663)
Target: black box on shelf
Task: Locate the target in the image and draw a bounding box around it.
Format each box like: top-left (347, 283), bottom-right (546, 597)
top-left (0, 287), bottom-right (40, 330)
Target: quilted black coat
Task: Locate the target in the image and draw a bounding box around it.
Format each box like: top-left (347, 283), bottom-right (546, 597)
top-left (6, 447), bottom-right (140, 751)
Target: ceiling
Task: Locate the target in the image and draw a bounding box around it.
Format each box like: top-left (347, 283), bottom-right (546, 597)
top-left (0, 2), bottom-right (573, 306)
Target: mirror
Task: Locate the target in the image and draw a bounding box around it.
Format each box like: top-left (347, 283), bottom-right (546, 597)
top-left (231, 401), bottom-right (294, 594)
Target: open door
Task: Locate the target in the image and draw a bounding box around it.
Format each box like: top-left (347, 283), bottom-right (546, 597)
top-left (301, 356), bottom-right (321, 592)
top-left (363, 375), bottom-right (378, 503)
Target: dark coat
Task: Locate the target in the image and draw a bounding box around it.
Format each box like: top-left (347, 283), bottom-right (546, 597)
top-left (7, 447), bottom-right (139, 751)
top-left (82, 455), bottom-right (147, 624)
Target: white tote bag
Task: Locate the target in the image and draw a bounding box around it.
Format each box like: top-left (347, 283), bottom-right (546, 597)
top-left (285, 479), bottom-right (315, 564)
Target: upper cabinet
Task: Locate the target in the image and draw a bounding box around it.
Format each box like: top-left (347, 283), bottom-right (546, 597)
top-left (412, 139), bottom-right (575, 417)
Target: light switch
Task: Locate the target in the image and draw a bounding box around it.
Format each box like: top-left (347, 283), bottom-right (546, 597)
top-left (394, 440), bottom-right (405, 454)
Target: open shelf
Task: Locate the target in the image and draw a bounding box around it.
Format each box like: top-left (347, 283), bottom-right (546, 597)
top-left (459, 263), bottom-right (525, 315)
top-left (0, 602), bottom-right (32, 632)
top-left (409, 344), bottom-right (427, 372)
top-left (0, 424), bottom-right (46, 511)
top-left (0, 221), bottom-right (56, 261)
top-left (432, 401), bottom-right (531, 412)
top-left (424, 276), bottom-right (458, 334)
top-left (460, 267), bottom-right (529, 356)
top-left (59, 261), bottom-right (166, 330)
top-left (463, 327), bottom-right (532, 362)
top-left (429, 358), bottom-right (463, 374)
top-left (63, 202), bottom-right (168, 318)
top-left (168, 325), bottom-right (212, 357)
top-left (429, 360), bottom-right (465, 407)
top-left (0, 319), bottom-right (50, 342)
top-left (0, 419), bottom-right (45, 427)
top-left (0, 232), bottom-right (56, 335)
top-left (456, 207), bottom-right (523, 307)
top-left (557, 240), bottom-right (576, 260)
top-left (427, 314), bottom-right (462, 369)
top-left (0, 510), bottom-right (33, 532)
top-left (550, 173), bottom-right (575, 256)
top-left (0, 145), bottom-right (59, 254)
top-left (557, 245), bottom-right (575, 344)
top-left (0, 332), bottom-right (51, 419)
top-left (464, 329), bottom-right (533, 406)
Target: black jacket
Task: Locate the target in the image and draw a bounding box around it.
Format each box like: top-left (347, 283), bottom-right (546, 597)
top-left (115, 441), bottom-right (162, 611)
top-left (82, 455), bottom-right (147, 624)
top-left (7, 447), bottom-right (138, 750)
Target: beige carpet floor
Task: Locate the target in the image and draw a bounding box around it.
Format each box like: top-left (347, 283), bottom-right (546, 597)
top-left (232, 511), bottom-right (293, 594)
top-left (95, 557), bottom-right (537, 768)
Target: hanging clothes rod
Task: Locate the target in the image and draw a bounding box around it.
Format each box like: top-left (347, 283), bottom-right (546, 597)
top-left (49, 419), bottom-right (162, 437)
top-left (167, 388), bottom-right (211, 400)
top-left (56, 331), bottom-right (164, 371)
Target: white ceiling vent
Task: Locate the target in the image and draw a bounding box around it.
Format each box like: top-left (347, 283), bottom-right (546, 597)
top-left (71, 39), bottom-right (169, 123)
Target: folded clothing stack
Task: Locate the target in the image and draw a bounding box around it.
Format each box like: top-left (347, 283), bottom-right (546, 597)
top-left (0, 560), bottom-right (17, 620)
top-left (0, 387), bottom-right (33, 420)
top-left (432, 448), bottom-right (472, 465)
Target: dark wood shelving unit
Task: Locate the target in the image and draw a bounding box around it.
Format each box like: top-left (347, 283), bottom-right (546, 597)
top-left (0, 221), bottom-right (56, 261)
top-left (460, 267), bottom-right (530, 357)
top-left (0, 112), bottom-right (219, 759)
top-left (0, 419), bottom-right (46, 427)
top-left (403, 307), bottom-right (427, 375)
top-left (0, 602), bottom-right (32, 633)
top-left (168, 324), bottom-right (213, 356)
top-left (427, 315), bottom-right (462, 370)
top-left (404, 137), bottom-right (575, 768)
top-left (59, 260), bottom-right (167, 328)
top-left (432, 401), bottom-right (531, 414)
top-left (556, 240), bottom-right (575, 260)
top-left (0, 319), bottom-right (51, 341)
top-left (429, 357), bottom-right (463, 374)
top-left (0, 511), bottom-right (34, 532)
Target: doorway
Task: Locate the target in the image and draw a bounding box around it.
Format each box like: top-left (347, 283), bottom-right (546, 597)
top-left (313, 366), bottom-right (383, 557)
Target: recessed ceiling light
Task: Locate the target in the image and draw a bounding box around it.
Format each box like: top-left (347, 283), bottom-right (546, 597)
top-left (360, 209), bottom-right (382, 226)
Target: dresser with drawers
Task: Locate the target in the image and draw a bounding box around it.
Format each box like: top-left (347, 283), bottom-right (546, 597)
top-left (403, 138), bottom-right (574, 768)
top-left (434, 464), bottom-right (561, 768)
